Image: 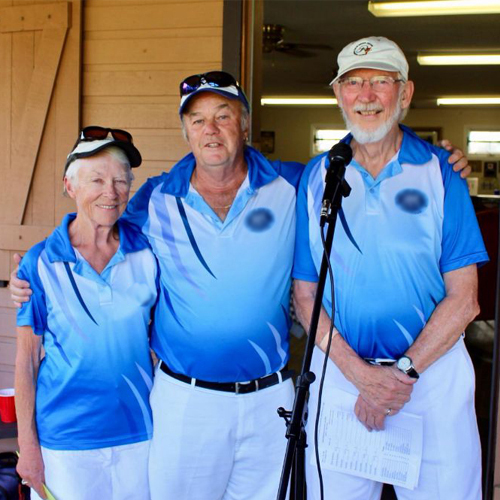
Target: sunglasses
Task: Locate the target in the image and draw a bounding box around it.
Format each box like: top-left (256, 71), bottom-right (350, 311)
top-left (179, 71), bottom-right (240, 97)
top-left (65, 126), bottom-right (136, 175)
top-left (74, 126), bottom-right (133, 147)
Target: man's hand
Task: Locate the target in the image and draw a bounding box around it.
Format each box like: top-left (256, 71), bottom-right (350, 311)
top-left (17, 446), bottom-right (47, 499)
top-left (438, 140), bottom-right (471, 179)
top-left (351, 364), bottom-right (416, 430)
top-left (9, 253), bottom-right (31, 307)
top-left (355, 395), bottom-right (388, 431)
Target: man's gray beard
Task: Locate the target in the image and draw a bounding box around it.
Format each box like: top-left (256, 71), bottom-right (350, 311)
top-left (340, 99), bottom-right (404, 145)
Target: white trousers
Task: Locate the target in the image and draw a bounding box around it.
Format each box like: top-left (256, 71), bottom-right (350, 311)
top-left (148, 367), bottom-right (295, 500)
top-left (31, 440), bottom-right (151, 500)
top-left (305, 338), bottom-right (482, 500)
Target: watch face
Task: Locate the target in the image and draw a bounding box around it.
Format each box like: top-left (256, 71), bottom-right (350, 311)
top-left (398, 357), bottom-right (411, 371)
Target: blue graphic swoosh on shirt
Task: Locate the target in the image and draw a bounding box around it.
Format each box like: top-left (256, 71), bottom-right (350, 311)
top-left (63, 262), bottom-right (98, 325)
top-left (338, 208), bottom-right (362, 254)
top-left (176, 197), bottom-right (216, 279)
top-left (40, 257), bottom-right (88, 340)
top-left (248, 340), bottom-right (272, 374)
top-left (122, 375), bottom-right (153, 436)
top-left (164, 287), bottom-right (184, 326)
top-left (267, 322), bottom-right (288, 364)
top-left (413, 305), bottom-right (427, 327)
top-left (148, 190), bottom-right (204, 296)
top-left (136, 362), bottom-right (153, 392)
top-left (45, 328), bottom-right (72, 367)
top-left (393, 319), bottom-right (414, 347)
top-left (151, 194), bottom-right (203, 295)
top-left (429, 294), bottom-right (438, 308)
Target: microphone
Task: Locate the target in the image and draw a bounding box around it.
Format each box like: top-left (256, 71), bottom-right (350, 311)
top-left (320, 142), bottom-right (353, 226)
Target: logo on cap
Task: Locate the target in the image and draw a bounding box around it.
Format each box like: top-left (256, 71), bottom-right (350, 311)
top-left (353, 42), bottom-right (373, 57)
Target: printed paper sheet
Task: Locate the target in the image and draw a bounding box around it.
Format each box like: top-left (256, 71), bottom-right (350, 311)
top-left (313, 391), bottom-right (423, 490)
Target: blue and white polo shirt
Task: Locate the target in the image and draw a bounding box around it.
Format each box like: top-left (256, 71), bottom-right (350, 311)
top-left (293, 125), bottom-right (488, 359)
top-left (124, 146), bottom-right (304, 382)
top-left (17, 214), bottom-right (159, 450)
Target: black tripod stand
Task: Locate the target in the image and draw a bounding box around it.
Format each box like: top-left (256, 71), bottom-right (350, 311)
top-left (276, 143), bottom-right (353, 500)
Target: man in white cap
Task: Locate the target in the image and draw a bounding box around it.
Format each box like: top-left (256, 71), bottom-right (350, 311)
top-left (293, 37), bottom-right (488, 499)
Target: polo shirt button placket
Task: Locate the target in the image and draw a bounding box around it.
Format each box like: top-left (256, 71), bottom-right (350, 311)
top-left (98, 283), bottom-right (113, 305)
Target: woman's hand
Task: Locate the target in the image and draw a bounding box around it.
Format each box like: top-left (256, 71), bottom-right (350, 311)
top-left (17, 446), bottom-right (47, 499)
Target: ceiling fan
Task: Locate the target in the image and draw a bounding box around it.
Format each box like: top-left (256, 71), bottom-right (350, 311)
top-left (262, 24), bottom-right (332, 58)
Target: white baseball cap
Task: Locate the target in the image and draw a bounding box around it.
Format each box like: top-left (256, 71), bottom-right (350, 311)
top-left (64, 129), bottom-right (142, 175)
top-left (330, 36), bottom-right (409, 85)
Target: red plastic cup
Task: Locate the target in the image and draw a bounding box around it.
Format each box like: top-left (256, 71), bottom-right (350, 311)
top-left (0, 388), bottom-right (16, 423)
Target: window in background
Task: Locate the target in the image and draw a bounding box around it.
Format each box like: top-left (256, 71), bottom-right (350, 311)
top-left (412, 128), bottom-right (441, 145)
top-left (312, 127), bottom-right (348, 156)
top-left (467, 130), bottom-right (500, 155)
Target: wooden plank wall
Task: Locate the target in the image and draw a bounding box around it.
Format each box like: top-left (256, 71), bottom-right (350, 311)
top-left (0, 288), bottom-right (17, 391)
top-left (83, 0), bottom-right (224, 193)
top-left (0, 0), bottom-right (80, 273)
top-left (0, 0), bottom-right (224, 392)
top-left (0, 0), bottom-right (81, 391)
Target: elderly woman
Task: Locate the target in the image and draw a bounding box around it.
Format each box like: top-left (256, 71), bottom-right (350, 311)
top-left (14, 127), bottom-right (158, 500)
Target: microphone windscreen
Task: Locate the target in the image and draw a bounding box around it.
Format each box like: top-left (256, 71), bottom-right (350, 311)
top-left (328, 142), bottom-right (353, 165)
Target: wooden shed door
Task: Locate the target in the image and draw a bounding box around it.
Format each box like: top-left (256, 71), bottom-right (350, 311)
top-left (0, 0), bottom-right (81, 389)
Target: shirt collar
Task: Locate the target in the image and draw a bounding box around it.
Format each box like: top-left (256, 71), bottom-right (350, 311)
top-left (45, 213), bottom-right (150, 263)
top-left (160, 145), bottom-right (279, 197)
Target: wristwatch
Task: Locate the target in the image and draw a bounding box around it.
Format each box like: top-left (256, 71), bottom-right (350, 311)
top-left (396, 356), bottom-right (419, 379)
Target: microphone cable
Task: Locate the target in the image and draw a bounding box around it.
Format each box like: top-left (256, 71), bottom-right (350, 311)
top-left (313, 221), bottom-right (338, 500)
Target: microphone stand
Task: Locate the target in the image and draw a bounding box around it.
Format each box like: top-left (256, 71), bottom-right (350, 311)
top-left (276, 156), bottom-right (351, 500)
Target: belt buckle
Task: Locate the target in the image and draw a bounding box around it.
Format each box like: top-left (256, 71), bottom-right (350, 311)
top-left (235, 380), bottom-right (258, 394)
top-left (364, 357), bottom-right (396, 366)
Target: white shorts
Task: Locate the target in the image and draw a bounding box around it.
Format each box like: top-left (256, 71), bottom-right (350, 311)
top-left (30, 440), bottom-right (150, 500)
top-left (305, 338), bottom-right (481, 500)
top-left (148, 366), bottom-right (295, 500)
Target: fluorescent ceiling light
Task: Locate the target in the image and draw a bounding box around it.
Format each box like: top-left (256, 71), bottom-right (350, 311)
top-left (368, 1), bottom-right (500, 17)
top-left (261, 98), bottom-right (337, 106)
top-left (437, 97), bottom-right (500, 105)
top-left (418, 54), bottom-right (500, 65)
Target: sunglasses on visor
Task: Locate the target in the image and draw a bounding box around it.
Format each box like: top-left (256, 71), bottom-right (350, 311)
top-left (72, 126), bottom-right (133, 147)
top-left (179, 71), bottom-right (241, 97)
top-left (64, 126), bottom-right (138, 175)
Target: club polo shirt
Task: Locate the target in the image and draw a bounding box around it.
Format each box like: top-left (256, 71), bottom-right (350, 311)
top-left (17, 214), bottom-right (159, 450)
top-left (124, 146), bottom-right (304, 382)
top-left (293, 125), bottom-right (488, 359)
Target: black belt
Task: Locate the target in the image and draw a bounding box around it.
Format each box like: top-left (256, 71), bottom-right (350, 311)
top-left (159, 361), bottom-right (293, 394)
